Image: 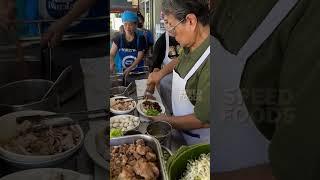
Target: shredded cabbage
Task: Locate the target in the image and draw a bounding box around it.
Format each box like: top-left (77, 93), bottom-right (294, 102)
top-left (180, 153), bottom-right (210, 180)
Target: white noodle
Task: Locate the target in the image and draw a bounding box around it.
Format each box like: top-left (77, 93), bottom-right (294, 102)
top-left (180, 153), bottom-right (210, 180)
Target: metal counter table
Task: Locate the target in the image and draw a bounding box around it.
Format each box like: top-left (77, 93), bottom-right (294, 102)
top-left (0, 63), bottom-right (95, 179)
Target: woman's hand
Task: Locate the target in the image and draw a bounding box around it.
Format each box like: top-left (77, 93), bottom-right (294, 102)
top-left (144, 83), bottom-right (156, 99)
top-left (41, 19), bottom-right (68, 47)
top-left (123, 66), bottom-right (134, 79)
top-left (144, 90), bottom-right (156, 100)
top-left (110, 61), bottom-right (115, 74)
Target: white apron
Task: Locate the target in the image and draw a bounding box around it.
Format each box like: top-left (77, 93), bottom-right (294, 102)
top-left (212, 0), bottom-right (299, 172)
top-left (172, 46), bottom-right (210, 145)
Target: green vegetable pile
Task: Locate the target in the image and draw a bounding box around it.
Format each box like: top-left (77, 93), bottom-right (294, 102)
top-left (110, 128), bottom-right (123, 139)
top-left (145, 108), bottom-right (160, 116)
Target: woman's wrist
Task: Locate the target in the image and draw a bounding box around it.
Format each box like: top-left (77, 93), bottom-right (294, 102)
top-left (164, 115), bottom-right (174, 127)
top-left (145, 91), bottom-right (152, 97)
top-left (145, 86), bottom-right (155, 94)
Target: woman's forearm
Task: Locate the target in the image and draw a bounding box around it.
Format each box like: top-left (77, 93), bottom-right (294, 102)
top-left (164, 114), bottom-right (209, 130)
top-left (61, 0), bottom-right (97, 26)
top-left (130, 51), bottom-right (145, 68)
top-left (158, 59), bottom-right (179, 78)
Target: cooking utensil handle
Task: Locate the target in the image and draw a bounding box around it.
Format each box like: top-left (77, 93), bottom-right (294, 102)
top-left (32, 115), bottom-right (108, 131)
top-left (16, 109), bottom-right (108, 123)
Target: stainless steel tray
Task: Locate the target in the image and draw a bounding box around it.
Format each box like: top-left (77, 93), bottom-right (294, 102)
top-left (110, 134), bottom-right (169, 180)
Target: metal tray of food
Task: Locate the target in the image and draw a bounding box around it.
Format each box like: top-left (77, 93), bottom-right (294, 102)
top-left (110, 134), bottom-right (169, 180)
top-left (161, 145), bottom-right (173, 164)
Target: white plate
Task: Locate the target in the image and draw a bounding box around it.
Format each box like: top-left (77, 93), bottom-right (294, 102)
top-left (0, 110), bottom-right (84, 168)
top-left (137, 99), bottom-right (166, 118)
top-left (110, 115), bottom-right (140, 133)
top-left (0, 168), bottom-right (92, 180)
top-left (110, 96), bottom-right (136, 115)
top-left (84, 128), bottom-right (108, 170)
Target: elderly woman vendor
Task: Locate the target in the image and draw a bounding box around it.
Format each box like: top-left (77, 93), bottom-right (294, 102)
top-left (147, 0), bottom-right (210, 145)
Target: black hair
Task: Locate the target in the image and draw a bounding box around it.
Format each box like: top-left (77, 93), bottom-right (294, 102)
top-left (162, 0), bottom-right (209, 26)
top-left (137, 11), bottom-right (145, 22)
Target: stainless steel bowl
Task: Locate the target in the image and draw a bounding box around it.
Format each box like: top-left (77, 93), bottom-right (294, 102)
top-left (0, 110), bottom-right (84, 168)
top-left (0, 79), bottom-right (59, 112)
top-left (147, 121), bottom-right (172, 147)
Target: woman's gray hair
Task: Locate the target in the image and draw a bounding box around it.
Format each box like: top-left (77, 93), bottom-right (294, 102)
top-left (162, 0), bottom-right (209, 26)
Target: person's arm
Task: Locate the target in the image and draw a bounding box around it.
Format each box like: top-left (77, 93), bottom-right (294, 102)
top-left (41, 0), bottom-right (97, 46)
top-left (147, 58), bottom-right (178, 87)
top-left (151, 114), bottom-right (209, 130)
top-left (145, 58), bottom-right (178, 95)
top-left (110, 42), bottom-right (118, 73)
top-left (57, 0), bottom-right (97, 26)
top-left (213, 164), bottom-right (275, 180)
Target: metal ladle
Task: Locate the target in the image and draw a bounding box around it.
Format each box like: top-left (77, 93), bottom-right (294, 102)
top-left (41, 66), bottom-right (73, 100)
top-left (122, 82), bottom-right (133, 95)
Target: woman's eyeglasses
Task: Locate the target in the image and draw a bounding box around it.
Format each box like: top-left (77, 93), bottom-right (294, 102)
top-left (166, 18), bottom-right (185, 35)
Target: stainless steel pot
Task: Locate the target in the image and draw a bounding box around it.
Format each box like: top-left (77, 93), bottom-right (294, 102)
top-left (0, 79), bottom-right (60, 113)
top-left (147, 121), bottom-right (173, 148)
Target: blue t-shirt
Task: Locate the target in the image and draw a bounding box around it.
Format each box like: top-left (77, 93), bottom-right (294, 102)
top-left (112, 33), bottom-right (146, 73)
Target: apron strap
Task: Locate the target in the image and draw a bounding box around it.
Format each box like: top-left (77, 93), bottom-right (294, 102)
top-left (165, 32), bottom-right (169, 58)
top-left (183, 130), bottom-right (201, 138)
top-left (120, 33), bottom-right (123, 49)
top-left (136, 32), bottom-right (140, 49)
top-left (184, 46), bottom-right (210, 81)
top-left (237, 0), bottom-right (299, 61)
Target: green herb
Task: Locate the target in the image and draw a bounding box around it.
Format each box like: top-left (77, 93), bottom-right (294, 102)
top-left (110, 128), bottom-right (123, 138)
top-left (145, 108), bottom-right (160, 116)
